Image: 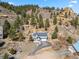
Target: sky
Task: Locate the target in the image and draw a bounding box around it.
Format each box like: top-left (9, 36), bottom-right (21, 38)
top-left (1, 0), bottom-right (79, 13)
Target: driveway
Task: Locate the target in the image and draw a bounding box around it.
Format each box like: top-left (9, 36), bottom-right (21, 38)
top-left (28, 41), bottom-right (52, 55)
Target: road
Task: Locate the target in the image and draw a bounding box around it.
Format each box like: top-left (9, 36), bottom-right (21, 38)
top-left (28, 41), bottom-right (51, 55)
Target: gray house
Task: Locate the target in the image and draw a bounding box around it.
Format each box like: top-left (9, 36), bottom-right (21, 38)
top-left (32, 32), bottom-right (48, 45)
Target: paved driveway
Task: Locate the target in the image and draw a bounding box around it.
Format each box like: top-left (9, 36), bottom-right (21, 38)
top-left (28, 41), bottom-right (52, 55)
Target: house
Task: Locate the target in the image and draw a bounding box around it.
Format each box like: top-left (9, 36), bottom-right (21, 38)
top-left (68, 41), bottom-right (79, 55)
top-left (32, 32), bottom-right (48, 45)
top-left (0, 26), bottom-right (3, 39)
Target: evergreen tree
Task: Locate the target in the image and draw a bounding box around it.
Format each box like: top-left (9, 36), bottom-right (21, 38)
top-left (74, 17), bottom-right (78, 29)
top-left (50, 13), bottom-right (52, 18)
top-left (60, 8), bottom-right (64, 12)
top-left (55, 26), bottom-right (58, 32)
top-left (53, 16), bottom-right (57, 25)
top-left (25, 18), bottom-right (29, 25)
top-left (23, 17), bottom-right (29, 25)
top-left (9, 25), bottom-right (17, 41)
top-left (36, 16), bottom-right (39, 23)
top-left (51, 7), bottom-right (55, 10)
top-left (22, 14), bottom-right (30, 25)
top-left (39, 19), bottom-right (44, 28)
top-left (30, 17), bottom-right (37, 26)
top-left (51, 26), bottom-right (58, 39)
top-left (69, 11), bottom-right (71, 16)
top-left (38, 15), bottom-right (44, 28)
top-left (3, 20), bottom-right (11, 38)
top-left (45, 19), bottom-right (50, 30)
top-left (21, 10), bottom-right (26, 18)
top-left (56, 8), bottom-right (60, 11)
top-left (70, 17), bottom-right (78, 29)
top-left (52, 31), bottom-right (57, 39)
top-left (14, 16), bottom-right (22, 29)
top-left (9, 25), bottom-right (25, 41)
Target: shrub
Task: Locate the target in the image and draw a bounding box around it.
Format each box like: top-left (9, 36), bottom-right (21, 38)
top-left (66, 36), bottom-right (73, 44)
top-left (52, 31), bottom-right (57, 39)
top-left (8, 48), bottom-right (17, 55)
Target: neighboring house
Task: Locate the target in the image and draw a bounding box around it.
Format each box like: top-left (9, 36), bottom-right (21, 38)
top-left (32, 32), bottom-right (48, 45)
top-left (68, 41), bottom-right (79, 55)
top-left (0, 26), bottom-right (3, 39)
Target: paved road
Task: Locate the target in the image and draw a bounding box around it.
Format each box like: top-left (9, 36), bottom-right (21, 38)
top-left (28, 41), bottom-right (51, 55)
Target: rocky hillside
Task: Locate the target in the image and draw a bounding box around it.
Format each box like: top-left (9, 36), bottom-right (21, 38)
top-left (0, 2), bottom-right (79, 59)
top-left (0, 6), bottom-right (17, 25)
top-left (0, 2), bottom-right (79, 39)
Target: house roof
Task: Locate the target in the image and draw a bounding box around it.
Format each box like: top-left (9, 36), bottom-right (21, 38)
top-left (32, 32), bottom-right (48, 40)
top-left (33, 32), bottom-right (47, 36)
top-left (73, 41), bottom-right (79, 52)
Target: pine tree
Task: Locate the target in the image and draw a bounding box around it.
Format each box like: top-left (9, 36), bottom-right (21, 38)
top-left (38, 15), bottom-right (44, 28)
top-left (60, 8), bottom-right (64, 12)
top-left (30, 17), bottom-right (37, 26)
top-left (52, 31), bottom-right (57, 39)
top-left (56, 8), bottom-right (60, 11)
top-left (9, 25), bottom-right (17, 41)
top-left (53, 16), bottom-right (57, 25)
top-left (23, 17), bottom-right (29, 25)
top-left (45, 19), bottom-right (50, 30)
top-left (40, 19), bottom-right (44, 28)
top-left (51, 26), bottom-right (58, 39)
top-left (21, 10), bottom-right (26, 18)
top-left (55, 26), bottom-right (58, 32)
top-left (70, 17), bottom-right (78, 29)
top-left (51, 7), bottom-right (55, 10)
top-left (14, 16), bottom-right (22, 29)
top-left (3, 20), bottom-right (11, 38)
top-left (74, 17), bottom-right (78, 29)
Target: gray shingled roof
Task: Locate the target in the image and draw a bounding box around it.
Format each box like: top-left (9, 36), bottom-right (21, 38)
top-left (32, 32), bottom-right (48, 40)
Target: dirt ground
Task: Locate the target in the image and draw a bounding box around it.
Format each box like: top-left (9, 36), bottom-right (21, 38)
top-left (22, 47), bottom-right (65, 59)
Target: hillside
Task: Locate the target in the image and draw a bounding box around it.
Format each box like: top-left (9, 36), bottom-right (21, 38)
top-left (0, 2), bottom-right (79, 59)
top-left (0, 1), bottom-right (79, 45)
top-left (0, 2), bottom-right (79, 45)
top-left (0, 5), bottom-right (17, 25)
